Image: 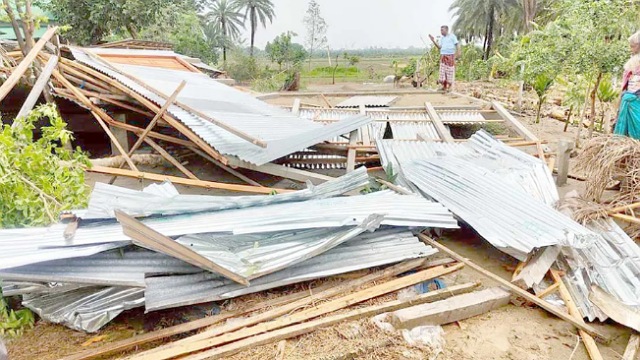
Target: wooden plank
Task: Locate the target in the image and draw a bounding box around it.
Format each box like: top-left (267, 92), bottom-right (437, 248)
top-left (60, 285), bottom-right (330, 360)
top-left (53, 70), bottom-right (139, 172)
top-left (623, 333), bottom-right (640, 360)
top-left (491, 101), bottom-right (545, 159)
top-left (320, 93), bottom-right (333, 108)
top-left (110, 113), bottom-right (130, 156)
top-left (292, 98), bottom-right (301, 115)
top-left (88, 166), bottom-right (291, 194)
top-left (176, 282), bottom-right (480, 360)
top-left (425, 102), bottom-right (454, 143)
top-left (589, 285), bottom-right (640, 332)
top-left (418, 234), bottom-right (609, 343)
top-left (536, 281), bottom-right (560, 299)
top-left (345, 130), bottom-right (359, 173)
top-left (609, 203), bottom-right (640, 215)
top-left (549, 270), bottom-right (603, 360)
top-left (130, 259), bottom-right (440, 359)
top-left (512, 246), bottom-right (560, 289)
top-left (16, 55), bottom-right (58, 120)
top-left (390, 287), bottom-right (511, 329)
top-left (116, 211), bottom-right (249, 286)
top-left (84, 50), bottom-right (268, 148)
top-left (0, 26), bottom-right (58, 102)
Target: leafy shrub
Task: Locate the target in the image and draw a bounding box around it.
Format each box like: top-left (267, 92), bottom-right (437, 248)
top-left (0, 289), bottom-right (34, 338)
top-left (0, 104), bottom-right (89, 228)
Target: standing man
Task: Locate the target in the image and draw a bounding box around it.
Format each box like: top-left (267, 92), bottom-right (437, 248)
top-left (430, 25), bottom-right (461, 93)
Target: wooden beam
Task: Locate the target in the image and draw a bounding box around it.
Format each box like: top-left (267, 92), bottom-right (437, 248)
top-left (116, 211), bottom-right (249, 286)
top-left (172, 282), bottom-right (480, 360)
top-left (59, 285), bottom-right (330, 360)
top-left (491, 101), bottom-right (545, 159)
top-left (623, 333), bottom-right (640, 360)
top-left (0, 26), bottom-right (58, 103)
top-left (550, 270), bottom-right (603, 360)
top-left (512, 246), bottom-right (560, 289)
top-left (611, 213), bottom-right (640, 225)
top-left (425, 102), bottom-right (454, 143)
top-left (320, 93), bottom-right (333, 108)
top-left (536, 281), bottom-right (560, 299)
top-left (88, 166), bottom-right (292, 194)
top-left (83, 49), bottom-right (268, 148)
top-left (53, 70), bottom-right (139, 172)
top-left (128, 259), bottom-right (430, 359)
top-left (389, 287), bottom-right (511, 329)
top-left (131, 264), bottom-right (465, 360)
top-left (418, 235), bottom-right (609, 343)
top-left (15, 55), bottom-right (58, 120)
top-left (292, 98), bottom-right (301, 115)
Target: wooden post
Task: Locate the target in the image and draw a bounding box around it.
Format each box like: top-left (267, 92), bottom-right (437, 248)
top-left (292, 98), bottom-right (301, 115)
top-left (109, 113), bottom-right (130, 156)
top-left (550, 270), bottom-right (603, 360)
top-left (15, 55), bottom-right (58, 120)
top-left (0, 26), bottom-right (58, 102)
top-left (556, 140), bottom-right (574, 186)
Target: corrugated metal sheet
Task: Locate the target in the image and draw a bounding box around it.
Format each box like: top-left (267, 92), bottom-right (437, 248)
top-left (377, 130), bottom-right (558, 205)
top-left (0, 249), bottom-right (201, 287)
top-left (437, 110), bottom-right (488, 124)
top-left (23, 286), bottom-right (144, 333)
top-left (403, 158), bottom-right (599, 260)
top-left (298, 108), bottom-right (429, 122)
top-left (70, 48), bottom-right (372, 165)
top-left (175, 217), bottom-right (383, 281)
top-left (145, 229), bottom-right (437, 311)
top-left (336, 96), bottom-right (397, 108)
top-left (82, 167), bottom-right (370, 219)
top-left (389, 122), bottom-right (440, 140)
top-left (559, 217), bottom-right (640, 321)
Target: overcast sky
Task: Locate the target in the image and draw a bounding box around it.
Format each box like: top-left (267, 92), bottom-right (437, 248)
top-left (240, 0), bottom-right (455, 50)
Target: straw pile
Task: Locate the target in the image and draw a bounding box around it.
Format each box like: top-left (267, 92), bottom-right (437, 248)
top-left (574, 135), bottom-right (640, 205)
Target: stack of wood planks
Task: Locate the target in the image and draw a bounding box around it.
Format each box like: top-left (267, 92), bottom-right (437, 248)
top-left (60, 258), bottom-right (476, 360)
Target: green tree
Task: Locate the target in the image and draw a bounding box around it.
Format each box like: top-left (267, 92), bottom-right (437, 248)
top-left (46, 0), bottom-right (190, 45)
top-left (204, 0), bottom-right (245, 65)
top-left (234, 0), bottom-right (275, 57)
top-left (265, 31), bottom-right (307, 70)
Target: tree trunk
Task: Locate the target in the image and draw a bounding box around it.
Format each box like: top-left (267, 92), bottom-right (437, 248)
top-left (523, 0), bottom-right (537, 33)
top-left (3, 0), bottom-right (27, 53)
top-left (126, 23), bottom-right (139, 39)
top-left (484, 6), bottom-right (495, 60)
top-left (535, 99), bottom-right (543, 124)
top-left (482, 24), bottom-right (489, 55)
top-left (250, 8), bottom-right (257, 57)
top-left (588, 72), bottom-right (603, 137)
top-left (564, 105), bottom-right (574, 132)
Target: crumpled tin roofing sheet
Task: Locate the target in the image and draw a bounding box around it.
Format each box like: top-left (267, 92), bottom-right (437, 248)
top-left (145, 229), bottom-right (437, 311)
top-left (559, 216), bottom-right (640, 321)
top-left (71, 47), bottom-right (372, 165)
top-left (0, 249), bottom-right (201, 287)
top-left (82, 167), bottom-right (369, 219)
top-left (403, 158), bottom-right (599, 260)
top-left (175, 217), bottom-right (383, 281)
top-left (23, 286), bottom-right (144, 333)
top-left (336, 96), bottom-right (397, 108)
top-left (377, 130), bottom-right (558, 205)
top-left (298, 108), bottom-right (429, 122)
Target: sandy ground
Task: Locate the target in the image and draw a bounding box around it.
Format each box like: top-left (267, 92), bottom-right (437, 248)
top-left (5, 81), bottom-right (635, 360)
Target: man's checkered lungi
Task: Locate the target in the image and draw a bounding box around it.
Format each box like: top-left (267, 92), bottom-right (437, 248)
top-left (438, 54), bottom-right (456, 87)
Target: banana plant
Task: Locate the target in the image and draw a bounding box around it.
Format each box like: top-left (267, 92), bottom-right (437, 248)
top-left (532, 73), bottom-right (555, 124)
top-left (596, 76), bottom-right (619, 133)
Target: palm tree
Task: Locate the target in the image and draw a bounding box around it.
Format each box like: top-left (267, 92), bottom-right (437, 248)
top-left (205, 0), bottom-right (245, 64)
top-left (234, 0), bottom-right (275, 57)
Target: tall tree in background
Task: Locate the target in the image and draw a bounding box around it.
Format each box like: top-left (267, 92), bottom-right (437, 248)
top-left (303, 0), bottom-right (327, 70)
top-left (234, 0), bottom-right (275, 57)
top-left (204, 0), bottom-right (244, 64)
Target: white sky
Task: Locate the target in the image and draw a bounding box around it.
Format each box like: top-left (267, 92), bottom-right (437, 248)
top-left (239, 0), bottom-right (455, 50)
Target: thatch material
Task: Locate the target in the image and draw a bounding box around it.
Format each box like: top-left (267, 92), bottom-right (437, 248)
top-left (574, 135), bottom-right (640, 204)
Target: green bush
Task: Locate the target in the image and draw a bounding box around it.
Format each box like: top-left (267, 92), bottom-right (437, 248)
top-left (0, 104), bottom-right (89, 228)
top-left (307, 66), bottom-right (360, 78)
